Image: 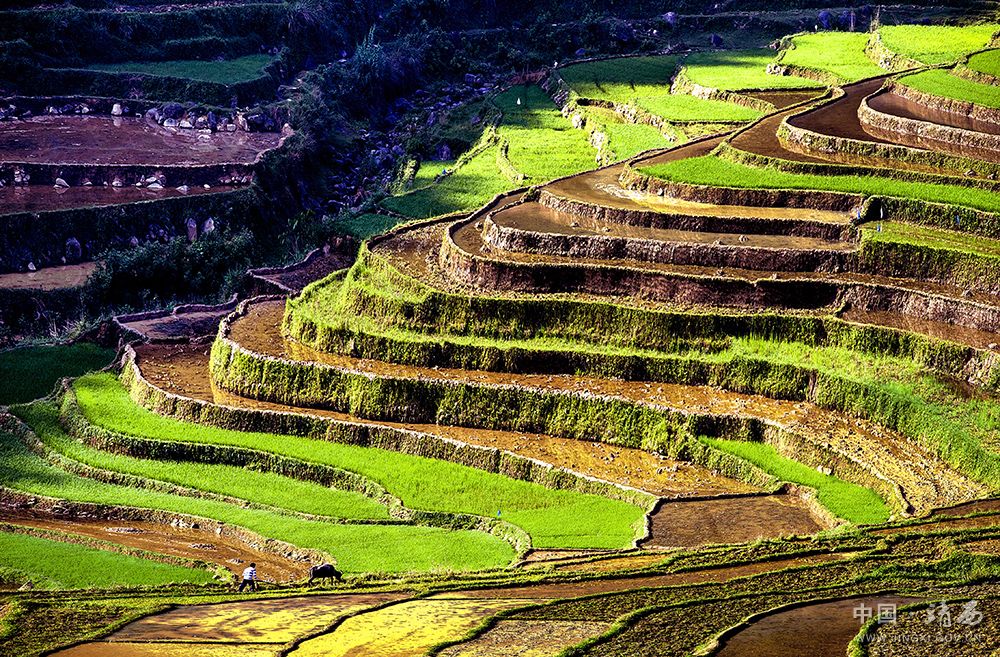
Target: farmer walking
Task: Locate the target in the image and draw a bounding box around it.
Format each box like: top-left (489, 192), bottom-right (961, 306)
top-left (238, 563), bottom-right (258, 593)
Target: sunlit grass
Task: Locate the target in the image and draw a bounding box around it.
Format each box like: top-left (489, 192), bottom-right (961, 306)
top-left (898, 68), bottom-right (1000, 110)
top-left (3, 404), bottom-right (516, 573)
top-left (682, 49), bottom-right (822, 90)
top-left (780, 32), bottom-right (885, 82)
top-left (639, 155), bottom-right (1000, 214)
top-left (333, 213), bottom-right (404, 240)
top-left (860, 221), bottom-right (1000, 257)
top-left (493, 85), bottom-right (597, 181)
top-left (966, 48), bottom-right (1000, 77)
top-left (878, 24), bottom-right (999, 65)
top-left (381, 145), bottom-right (515, 218)
top-left (17, 402), bottom-right (391, 520)
top-left (0, 343), bottom-right (114, 405)
top-left (560, 55), bottom-right (762, 122)
top-left (581, 106), bottom-right (674, 159)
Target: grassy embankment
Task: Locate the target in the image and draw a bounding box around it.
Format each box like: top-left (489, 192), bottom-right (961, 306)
top-left (290, 262), bottom-right (1000, 495)
top-left (383, 85), bottom-right (595, 218)
top-left (702, 438), bottom-right (891, 524)
top-left (966, 48), bottom-right (1000, 77)
top-left (898, 68), bottom-right (1000, 109)
top-left (559, 55), bottom-right (762, 122)
top-left (681, 49), bottom-right (823, 90)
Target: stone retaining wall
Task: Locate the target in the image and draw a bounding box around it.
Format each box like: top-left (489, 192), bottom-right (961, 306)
top-left (890, 78), bottom-right (1000, 131)
top-left (859, 89), bottom-right (1000, 162)
top-left (481, 210), bottom-right (851, 273)
top-left (778, 100), bottom-right (1000, 179)
top-left (446, 215), bottom-right (1000, 333)
top-left (619, 162), bottom-right (861, 211)
top-left (538, 189), bottom-right (849, 240)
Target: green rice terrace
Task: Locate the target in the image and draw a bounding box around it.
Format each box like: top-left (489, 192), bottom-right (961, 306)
top-left (4, 3), bottom-right (1000, 656)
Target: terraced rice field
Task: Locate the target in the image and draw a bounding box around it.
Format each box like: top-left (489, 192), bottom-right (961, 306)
top-left (84, 54), bottom-right (274, 84)
top-left (6, 19), bottom-right (1000, 657)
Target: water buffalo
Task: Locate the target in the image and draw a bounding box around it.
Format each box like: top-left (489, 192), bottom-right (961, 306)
top-left (308, 563), bottom-right (343, 584)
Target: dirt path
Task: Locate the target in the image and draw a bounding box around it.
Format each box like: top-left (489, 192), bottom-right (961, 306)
top-left (120, 308), bottom-right (235, 341)
top-left (0, 511), bottom-right (304, 582)
top-left (226, 301), bottom-right (986, 516)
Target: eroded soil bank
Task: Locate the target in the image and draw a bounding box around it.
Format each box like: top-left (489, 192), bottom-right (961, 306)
top-left (0, 512), bottom-right (305, 581)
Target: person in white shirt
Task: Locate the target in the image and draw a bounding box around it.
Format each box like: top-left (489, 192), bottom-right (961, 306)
top-left (237, 563), bottom-right (257, 592)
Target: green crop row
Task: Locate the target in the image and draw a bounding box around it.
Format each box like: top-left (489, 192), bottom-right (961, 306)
top-left (637, 155), bottom-right (1000, 217)
top-left (0, 343), bottom-right (114, 406)
top-left (84, 54), bottom-right (274, 84)
top-left (577, 106), bottom-right (674, 160)
top-left (293, 247), bottom-right (992, 380)
top-left (218, 308), bottom-right (945, 517)
top-left (777, 32), bottom-right (886, 83)
top-left (897, 67), bottom-right (1000, 110)
top-left (381, 145), bottom-right (515, 218)
top-left (702, 438), bottom-right (891, 524)
top-left (74, 372), bottom-right (649, 550)
top-left (966, 48), bottom-right (1000, 78)
top-left (491, 85), bottom-right (597, 181)
top-left (877, 24), bottom-right (999, 66)
top-left (858, 221), bottom-right (1000, 293)
top-left (282, 251), bottom-right (1000, 496)
top-left (0, 528), bottom-right (215, 590)
top-left (681, 49), bottom-right (822, 91)
top-left (558, 55), bottom-right (762, 123)
top-left (38, 393), bottom-right (395, 522)
top-left (1, 405), bottom-right (515, 574)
